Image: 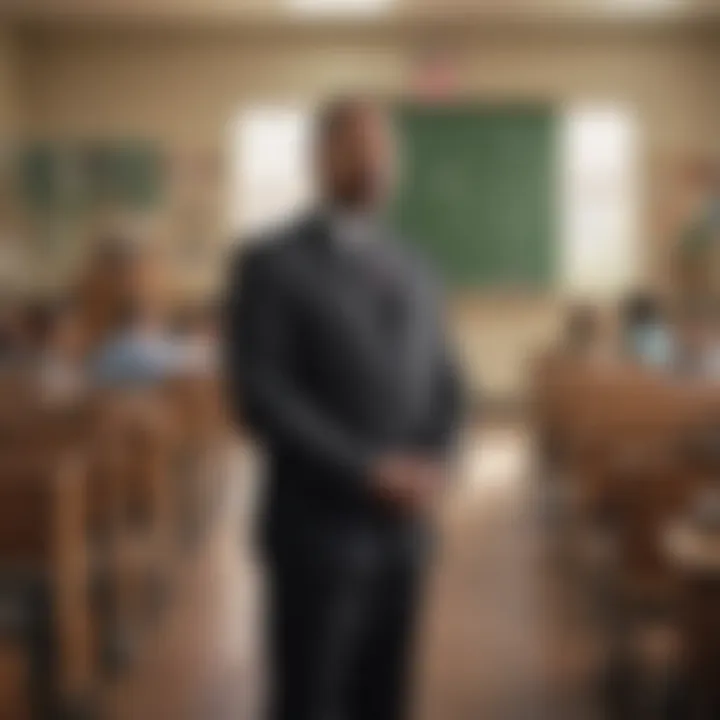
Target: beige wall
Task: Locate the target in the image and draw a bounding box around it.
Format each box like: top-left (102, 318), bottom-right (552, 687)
top-left (0, 28), bottom-right (19, 141)
top-left (19, 27), bottom-right (720, 149)
top-left (13, 25), bottom-right (720, 397)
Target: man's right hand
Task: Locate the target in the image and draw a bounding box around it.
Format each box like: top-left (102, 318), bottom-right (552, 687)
top-left (371, 455), bottom-right (442, 514)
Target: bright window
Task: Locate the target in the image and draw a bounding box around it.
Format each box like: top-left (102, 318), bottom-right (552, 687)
top-left (560, 105), bottom-right (641, 298)
top-left (228, 106), bottom-right (312, 236)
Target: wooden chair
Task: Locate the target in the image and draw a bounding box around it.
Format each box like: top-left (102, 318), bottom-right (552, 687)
top-left (0, 392), bottom-right (176, 678)
top-left (564, 369), bottom-right (700, 592)
top-left (83, 390), bottom-right (177, 672)
top-left (0, 453), bottom-right (94, 719)
top-left (161, 374), bottom-right (224, 549)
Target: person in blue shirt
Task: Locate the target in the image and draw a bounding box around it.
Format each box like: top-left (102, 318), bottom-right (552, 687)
top-left (672, 301), bottom-right (717, 379)
top-left (562, 303), bottom-right (601, 357)
top-left (89, 299), bottom-right (190, 388)
top-left (620, 292), bottom-right (675, 369)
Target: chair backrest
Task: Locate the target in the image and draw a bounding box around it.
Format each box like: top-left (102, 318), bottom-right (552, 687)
top-left (0, 450), bottom-right (93, 712)
top-left (0, 452), bottom-right (86, 570)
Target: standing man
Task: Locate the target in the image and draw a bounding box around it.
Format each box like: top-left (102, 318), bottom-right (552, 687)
top-left (225, 98), bottom-right (463, 720)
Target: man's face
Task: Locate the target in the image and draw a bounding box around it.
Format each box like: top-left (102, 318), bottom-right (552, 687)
top-left (319, 105), bottom-right (397, 211)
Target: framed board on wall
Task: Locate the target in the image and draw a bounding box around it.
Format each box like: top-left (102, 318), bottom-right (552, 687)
top-left (394, 104), bottom-right (558, 289)
top-left (18, 142), bottom-right (165, 214)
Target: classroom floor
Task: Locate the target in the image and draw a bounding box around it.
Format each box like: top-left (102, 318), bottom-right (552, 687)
top-left (101, 427), bottom-right (603, 720)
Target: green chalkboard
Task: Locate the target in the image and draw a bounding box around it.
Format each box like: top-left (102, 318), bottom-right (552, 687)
top-left (394, 105), bottom-right (557, 289)
top-left (17, 141), bottom-right (164, 213)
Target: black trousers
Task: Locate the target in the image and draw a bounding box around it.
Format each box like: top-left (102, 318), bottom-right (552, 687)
top-left (264, 537), bottom-right (426, 720)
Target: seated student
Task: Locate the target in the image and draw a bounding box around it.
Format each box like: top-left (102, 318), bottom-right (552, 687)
top-left (559, 302), bottom-right (621, 368)
top-left (76, 228), bottom-right (167, 358)
top-left (88, 299), bottom-right (188, 388)
top-left (0, 300), bottom-right (58, 368)
top-left (562, 303), bottom-right (602, 356)
top-left (704, 303), bottom-right (720, 378)
top-left (620, 292), bottom-right (675, 368)
top-left (673, 301), bottom-right (716, 379)
top-left (33, 299), bottom-right (86, 399)
top-left (0, 298), bottom-right (25, 365)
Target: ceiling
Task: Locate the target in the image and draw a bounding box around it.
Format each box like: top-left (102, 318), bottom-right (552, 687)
top-left (3, 0), bottom-right (720, 28)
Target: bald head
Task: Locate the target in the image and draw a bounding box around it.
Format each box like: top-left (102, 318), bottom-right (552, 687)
top-left (315, 97), bottom-right (397, 212)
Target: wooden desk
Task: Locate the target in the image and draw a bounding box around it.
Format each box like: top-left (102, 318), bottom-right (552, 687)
top-left (665, 522), bottom-right (720, 704)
